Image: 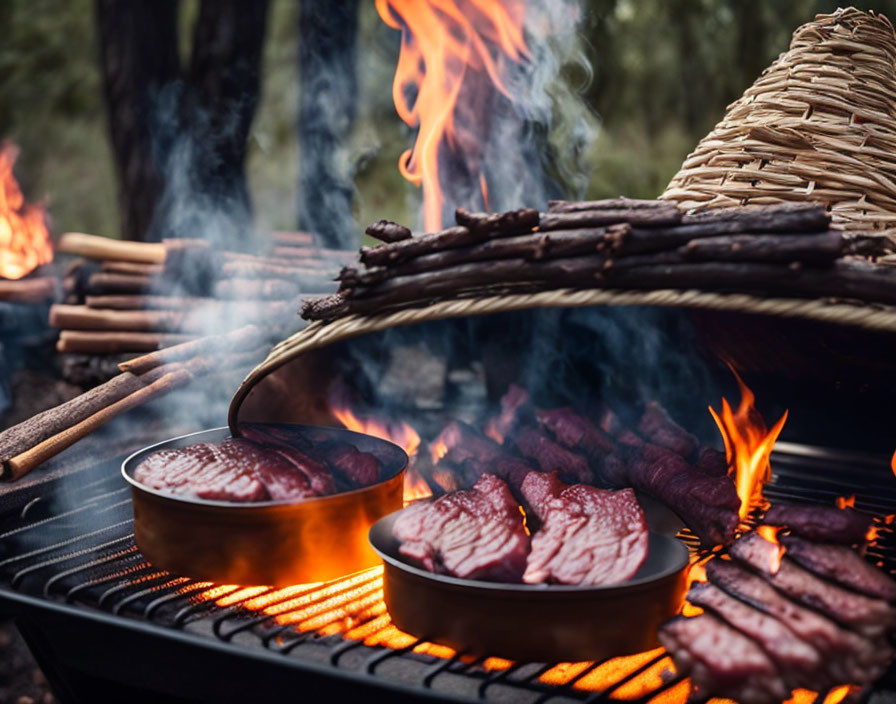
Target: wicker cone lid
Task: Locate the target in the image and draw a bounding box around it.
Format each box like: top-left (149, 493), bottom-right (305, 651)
top-left (661, 8), bottom-right (896, 253)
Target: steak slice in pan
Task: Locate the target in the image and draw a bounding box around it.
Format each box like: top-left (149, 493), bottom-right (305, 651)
top-left (392, 474), bottom-right (529, 582)
top-left (523, 478), bottom-right (648, 586)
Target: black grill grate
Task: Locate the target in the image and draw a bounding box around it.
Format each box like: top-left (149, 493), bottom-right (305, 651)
top-left (1, 443), bottom-right (895, 703)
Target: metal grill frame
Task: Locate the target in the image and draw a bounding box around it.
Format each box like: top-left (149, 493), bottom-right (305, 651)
top-left (1, 443), bottom-right (895, 704)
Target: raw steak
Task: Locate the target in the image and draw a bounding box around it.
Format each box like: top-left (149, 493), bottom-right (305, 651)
top-left (658, 613), bottom-right (789, 704)
top-left (238, 424), bottom-right (336, 495)
top-left (706, 558), bottom-right (890, 685)
top-left (535, 407), bottom-right (614, 458)
top-left (513, 426), bottom-right (593, 484)
top-left (687, 581), bottom-right (822, 688)
top-left (780, 534), bottom-right (896, 601)
top-left (523, 478), bottom-right (648, 586)
top-left (133, 438), bottom-right (318, 502)
top-left (392, 474), bottom-right (529, 582)
top-left (730, 533), bottom-right (896, 638)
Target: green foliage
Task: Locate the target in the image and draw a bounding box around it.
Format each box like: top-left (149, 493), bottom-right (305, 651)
top-left (5, 0), bottom-right (896, 237)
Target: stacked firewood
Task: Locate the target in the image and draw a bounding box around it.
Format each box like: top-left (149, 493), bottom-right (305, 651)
top-left (54, 231), bottom-right (350, 360)
top-left (0, 267), bottom-right (59, 304)
top-left (302, 199), bottom-right (896, 321)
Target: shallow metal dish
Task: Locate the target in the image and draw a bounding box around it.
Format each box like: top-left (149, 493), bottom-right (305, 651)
top-left (123, 424), bottom-right (407, 586)
top-left (370, 510), bottom-right (689, 663)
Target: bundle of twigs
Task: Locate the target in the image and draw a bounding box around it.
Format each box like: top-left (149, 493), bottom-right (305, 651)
top-left (301, 199), bottom-right (888, 322)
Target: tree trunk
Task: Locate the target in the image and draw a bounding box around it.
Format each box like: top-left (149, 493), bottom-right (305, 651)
top-left (296, 0), bottom-right (361, 249)
top-left (95, 0), bottom-right (180, 241)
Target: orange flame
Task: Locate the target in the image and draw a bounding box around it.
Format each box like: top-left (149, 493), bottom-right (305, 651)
top-left (891, 449), bottom-right (895, 477)
top-left (376, 0), bottom-right (527, 231)
top-left (332, 406), bottom-right (430, 502)
top-left (0, 142), bottom-right (52, 279)
top-left (709, 368), bottom-right (788, 520)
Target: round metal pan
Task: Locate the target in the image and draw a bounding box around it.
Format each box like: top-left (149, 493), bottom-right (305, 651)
top-left (369, 511), bottom-right (689, 663)
top-left (123, 424), bottom-right (407, 586)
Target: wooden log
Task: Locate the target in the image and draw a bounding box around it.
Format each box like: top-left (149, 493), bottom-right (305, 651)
top-left (5, 368), bottom-right (192, 480)
top-left (365, 219), bottom-right (412, 243)
top-left (100, 260), bottom-right (165, 276)
top-left (454, 207), bottom-right (540, 235)
top-left (680, 201), bottom-right (829, 228)
top-left (56, 330), bottom-right (197, 354)
top-left (51, 304), bottom-right (191, 333)
top-left (548, 198), bottom-right (671, 213)
top-left (0, 276), bottom-right (58, 303)
top-left (219, 259), bottom-right (337, 280)
top-left (86, 295), bottom-right (219, 310)
top-left (339, 225), bottom-right (629, 289)
top-left (214, 278), bottom-right (300, 300)
top-left (271, 246), bottom-right (356, 263)
top-left (58, 232), bottom-right (166, 263)
top-left (272, 231), bottom-right (315, 247)
top-left (360, 226), bottom-right (476, 267)
top-left (538, 206), bottom-right (682, 231)
top-left (301, 293), bottom-right (348, 320)
top-left (683, 231), bottom-right (843, 263)
top-left (87, 272), bottom-right (155, 294)
top-left (118, 324), bottom-right (264, 374)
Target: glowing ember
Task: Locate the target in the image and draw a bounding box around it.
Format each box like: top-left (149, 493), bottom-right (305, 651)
top-left (0, 142), bottom-right (52, 279)
top-left (709, 368), bottom-right (788, 520)
top-left (823, 684), bottom-right (861, 704)
top-left (835, 495), bottom-right (856, 509)
top-left (892, 449), bottom-right (896, 477)
top-left (376, 0), bottom-right (527, 231)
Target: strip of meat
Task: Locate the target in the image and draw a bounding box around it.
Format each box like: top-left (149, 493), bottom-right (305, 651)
top-left (485, 384), bottom-right (532, 443)
top-left (239, 425), bottom-right (335, 495)
top-left (658, 614), bottom-right (789, 704)
top-left (523, 483), bottom-right (648, 586)
top-left (687, 581), bottom-right (823, 688)
top-left (605, 441), bottom-right (739, 545)
top-left (435, 420), bottom-right (534, 489)
top-left (519, 470), bottom-right (566, 522)
top-left (535, 407), bottom-right (614, 458)
top-left (764, 503), bottom-right (873, 545)
top-left (513, 426), bottom-right (593, 484)
top-left (133, 439), bottom-right (316, 502)
top-left (706, 559), bottom-right (891, 685)
top-left (391, 474), bottom-right (529, 582)
top-left (315, 441), bottom-right (380, 488)
top-left (695, 445), bottom-right (729, 477)
top-left (636, 402), bottom-right (699, 458)
top-left (779, 534), bottom-right (896, 601)
top-left (730, 533), bottom-right (896, 638)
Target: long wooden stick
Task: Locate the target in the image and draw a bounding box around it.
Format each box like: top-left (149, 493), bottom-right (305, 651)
top-left (57, 331), bottom-right (196, 354)
top-left (5, 369), bottom-right (192, 480)
top-left (58, 233), bottom-right (167, 264)
top-left (118, 324), bottom-right (263, 374)
top-left (0, 277), bottom-right (58, 303)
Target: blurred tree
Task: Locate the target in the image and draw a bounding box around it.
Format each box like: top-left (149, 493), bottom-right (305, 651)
top-left (95, 0), bottom-right (268, 244)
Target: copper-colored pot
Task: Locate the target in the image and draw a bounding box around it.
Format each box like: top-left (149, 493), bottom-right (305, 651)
top-left (369, 511), bottom-right (689, 662)
top-left (123, 425), bottom-right (406, 586)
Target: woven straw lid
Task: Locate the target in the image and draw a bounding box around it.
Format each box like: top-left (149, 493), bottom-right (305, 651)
top-left (662, 7), bottom-right (896, 252)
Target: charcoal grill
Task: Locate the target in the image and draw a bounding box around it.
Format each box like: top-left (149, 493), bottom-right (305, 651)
top-left (1, 442), bottom-right (894, 704)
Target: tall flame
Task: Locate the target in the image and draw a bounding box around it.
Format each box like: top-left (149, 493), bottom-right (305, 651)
top-left (376, 0), bottom-right (528, 231)
top-left (331, 407), bottom-right (431, 502)
top-left (0, 142), bottom-right (52, 279)
top-left (709, 368), bottom-right (788, 520)
top-left (891, 449), bottom-right (896, 478)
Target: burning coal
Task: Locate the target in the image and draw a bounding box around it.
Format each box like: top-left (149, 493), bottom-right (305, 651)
top-left (0, 142), bottom-right (52, 279)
